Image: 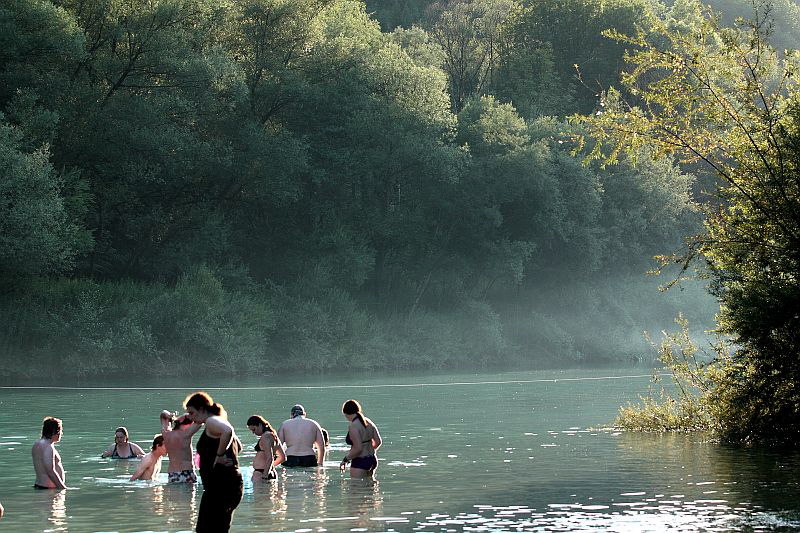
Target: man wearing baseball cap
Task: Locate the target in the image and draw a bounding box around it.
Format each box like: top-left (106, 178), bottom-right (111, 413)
top-left (277, 404), bottom-right (326, 467)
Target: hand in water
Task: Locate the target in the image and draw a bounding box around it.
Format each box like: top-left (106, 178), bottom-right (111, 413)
top-left (340, 459), bottom-right (348, 473)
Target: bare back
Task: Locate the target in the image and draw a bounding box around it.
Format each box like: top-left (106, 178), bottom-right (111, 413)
top-left (279, 417), bottom-right (323, 457)
top-left (163, 425), bottom-right (198, 472)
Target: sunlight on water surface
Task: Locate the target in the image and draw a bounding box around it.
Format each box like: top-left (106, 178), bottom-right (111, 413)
top-left (0, 369), bottom-right (799, 532)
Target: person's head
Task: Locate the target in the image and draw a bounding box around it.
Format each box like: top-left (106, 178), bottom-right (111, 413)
top-left (290, 404), bottom-right (305, 419)
top-left (42, 417), bottom-right (63, 441)
top-left (184, 391), bottom-right (224, 423)
top-left (247, 415), bottom-right (276, 438)
top-left (160, 410), bottom-right (175, 423)
top-left (321, 427), bottom-right (330, 447)
top-left (114, 426), bottom-right (130, 444)
top-left (342, 399), bottom-right (368, 427)
top-left (151, 434), bottom-right (165, 452)
top-left (172, 413), bottom-right (193, 430)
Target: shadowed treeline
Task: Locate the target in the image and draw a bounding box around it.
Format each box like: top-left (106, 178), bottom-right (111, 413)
top-left (0, 0), bottom-right (726, 377)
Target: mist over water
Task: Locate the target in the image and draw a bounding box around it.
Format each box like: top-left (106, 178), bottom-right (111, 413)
top-left (1, 369), bottom-right (798, 532)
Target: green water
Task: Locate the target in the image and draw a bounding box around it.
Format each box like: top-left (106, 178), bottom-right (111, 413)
top-left (1, 369), bottom-right (799, 532)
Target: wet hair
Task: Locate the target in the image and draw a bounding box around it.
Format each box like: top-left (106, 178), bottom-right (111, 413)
top-left (342, 399), bottom-right (369, 428)
top-left (172, 415), bottom-right (193, 430)
top-left (247, 415), bottom-right (277, 439)
top-left (115, 427), bottom-right (129, 439)
top-left (321, 427), bottom-right (330, 446)
top-left (151, 434), bottom-right (165, 451)
top-left (41, 417), bottom-right (62, 439)
top-left (183, 391), bottom-right (225, 418)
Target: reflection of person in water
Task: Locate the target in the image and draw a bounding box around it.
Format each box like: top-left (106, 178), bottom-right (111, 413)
top-left (32, 417), bottom-right (69, 490)
top-left (101, 426), bottom-right (145, 459)
top-left (130, 435), bottom-right (167, 480)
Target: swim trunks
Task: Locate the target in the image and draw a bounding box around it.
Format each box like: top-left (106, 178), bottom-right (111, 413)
top-left (283, 455), bottom-right (317, 467)
top-left (33, 484), bottom-right (52, 489)
top-left (168, 469), bottom-right (198, 483)
top-left (350, 455), bottom-right (377, 472)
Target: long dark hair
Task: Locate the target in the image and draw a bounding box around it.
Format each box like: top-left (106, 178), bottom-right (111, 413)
top-left (246, 415), bottom-right (277, 439)
top-left (342, 399), bottom-right (369, 428)
top-left (184, 391), bottom-right (225, 418)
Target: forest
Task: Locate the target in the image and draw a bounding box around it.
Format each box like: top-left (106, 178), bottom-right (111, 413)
top-left (2, 0), bottom-right (796, 381)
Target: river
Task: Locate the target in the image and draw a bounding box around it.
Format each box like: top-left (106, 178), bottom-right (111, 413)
top-left (0, 369), bottom-right (799, 532)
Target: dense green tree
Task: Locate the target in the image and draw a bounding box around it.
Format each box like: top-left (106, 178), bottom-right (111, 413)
top-left (581, 0), bottom-right (800, 443)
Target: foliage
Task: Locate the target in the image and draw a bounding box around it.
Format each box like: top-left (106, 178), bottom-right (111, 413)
top-left (615, 315), bottom-right (716, 432)
top-left (0, 0), bottom-right (711, 377)
top-left (581, 0), bottom-right (800, 443)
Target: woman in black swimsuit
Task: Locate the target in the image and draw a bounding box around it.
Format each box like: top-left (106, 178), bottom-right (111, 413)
top-left (101, 427), bottom-right (145, 459)
top-left (246, 415), bottom-right (286, 481)
top-left (339, 400), bottom-right (382, 478)
top-left (184, 392), bottom-right (243, 533)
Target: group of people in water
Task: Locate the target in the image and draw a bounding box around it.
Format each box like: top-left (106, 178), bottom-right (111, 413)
top-left (26, 392), bottom-right (382, 532)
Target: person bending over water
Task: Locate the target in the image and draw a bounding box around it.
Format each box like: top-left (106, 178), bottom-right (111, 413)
top-left (340, 400), bottom-right (382, 478)
top-left (32, 417), bottom-right (69, 490)
top-left (247, 415), bottom-right (286, 481)
top-left (101, 426), bottom-right (145, 459)
top-left (130, 435), bottom-right (167, 481)
top-left (185, 391), bottom-right (243, 533)
top-left (162, 412), bottom-right (201, 483)
top-left (278, 404), bottom-right (326, 467)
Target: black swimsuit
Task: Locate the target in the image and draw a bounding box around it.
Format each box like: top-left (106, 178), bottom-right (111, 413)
top-left (254, 437), bottom-right (277, 479)
top-left (196, 430), bottom-right (243, 533)
top-left (111, 443), bottom-right (137, 459)
top-left (346, 423), bottom-right (378, 471)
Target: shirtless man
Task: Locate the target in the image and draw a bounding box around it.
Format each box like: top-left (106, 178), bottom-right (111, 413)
top-left (278, 404), bottom-right (326, 467)
top-left (163, 412), bottom-right (201, 483)
top-left (32, 417), bottom-right (69, 490)
top-left (130, 435), bottom-right (167, 481)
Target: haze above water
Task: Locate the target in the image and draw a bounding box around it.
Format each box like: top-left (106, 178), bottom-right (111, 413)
top-left (1, 369), bottom-right (799, 532)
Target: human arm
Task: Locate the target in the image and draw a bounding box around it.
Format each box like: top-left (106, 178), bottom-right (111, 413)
top-left (45, 446), bottom-right (68, 489)
top-left (100, 444), bottom-right (115, 458)
top-left (371, 423), bottom-right (382, 452)
top-left (271, 435), bottom-right (287, 466)
top-left (130, 453), bottom-right (154, 480)
top-left (340, 425), bottom-right (362, 472)
top-left (160, 410), bottom-right (174, 433)
top-left (130, 442), bottom-right (146, 457)
top-left (314, 424), bottom-right (326, 464)
top-left (206, 416), bottom-right (235, 467)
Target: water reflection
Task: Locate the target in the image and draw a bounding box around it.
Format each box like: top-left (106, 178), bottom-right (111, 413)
top-left (47, 490), bottom-right (67, 532)
top-left (342, 478), bottom-right (383, 529)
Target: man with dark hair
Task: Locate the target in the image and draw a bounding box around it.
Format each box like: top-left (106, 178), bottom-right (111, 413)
top-left (32, 417), bottom-right (68, 489)
top-left (130, 434), bottom-right (168, 480)
top-left (278, 404), bottom-right (326, 467)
